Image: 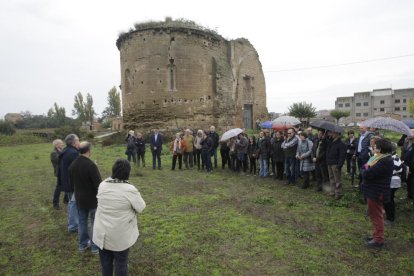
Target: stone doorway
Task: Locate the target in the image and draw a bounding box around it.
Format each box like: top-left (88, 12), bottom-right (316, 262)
top-left (243, 104), bottom-right (253, 129)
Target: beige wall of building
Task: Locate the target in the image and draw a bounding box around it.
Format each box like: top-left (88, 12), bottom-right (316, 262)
top-left (335, 88), bottom-right (414, 123)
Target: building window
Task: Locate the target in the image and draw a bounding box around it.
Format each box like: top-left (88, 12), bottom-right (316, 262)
top-left (380, 108), bottom-right (384, 112)
top-left (403, 107), bottom-right (406, 111)
top-left (363, 113), bottom-right (368, 117)
top-left (356, 113), bottom-right (361, 117)
top-left (363, 102), bottom-right (369, 106)
top-left (403, 115), bottom-right (407, 118)
top-left (395, 99), bottom-right (400, 103)
top-left (345, 103), bottom-right (350, 107)
top-left (403, 99), bottom-right (407, 103)
top-left (380, 100), bottom-right (385, 104)
top-left (395, 107), bottom-right (400, 111)
top-left (356, 103), bottom-right (361, 107)
top-left (373, 108), bottom-right (377, 111)
top-left (338, 104), bottom-right (343, 108)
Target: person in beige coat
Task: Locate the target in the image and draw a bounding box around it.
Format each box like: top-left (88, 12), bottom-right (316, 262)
top-left (93, 159), bottom-right (146, 276)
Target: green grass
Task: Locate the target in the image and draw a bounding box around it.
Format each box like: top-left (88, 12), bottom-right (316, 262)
top-left (1, 143), bottom-right (414, 275)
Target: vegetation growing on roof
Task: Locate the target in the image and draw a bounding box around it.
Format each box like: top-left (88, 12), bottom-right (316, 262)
top-left (117, 17), bottom-right (223, 49)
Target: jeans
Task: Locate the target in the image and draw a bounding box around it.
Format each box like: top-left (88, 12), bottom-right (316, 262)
top-left (99, 248), bottom-right (129, 276)
top-left (259, 155), bottom-right (268, 177)
top-left (78, 208), bottom-right (97, 251)
top-left (66, 192), bottom-right (78, 232)
top-left (285, 157), bottom-right (296, 184)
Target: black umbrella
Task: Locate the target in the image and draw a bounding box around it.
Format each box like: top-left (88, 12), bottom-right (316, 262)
top-left (310, 120), bottom-right (343, 134)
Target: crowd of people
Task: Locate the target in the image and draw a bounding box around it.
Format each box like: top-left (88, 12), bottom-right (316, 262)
top-left (49, 124), bottom-right (414, 274)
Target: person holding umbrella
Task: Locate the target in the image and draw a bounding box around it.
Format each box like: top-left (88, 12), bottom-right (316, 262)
top-left (326, 131), bottom-right (347, 199)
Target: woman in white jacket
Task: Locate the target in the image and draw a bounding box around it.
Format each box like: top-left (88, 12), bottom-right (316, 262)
top-left (93, 159), bottom-right (146, 276)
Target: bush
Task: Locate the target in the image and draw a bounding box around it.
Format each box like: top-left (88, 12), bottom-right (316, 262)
top-left (101, 132), bottom-right (125, 147)
top-left (0, 134), bottom-right (44, 146)
top-left (53, 125), bottom-right (86, 140)
top-left (0, 120), bottom-right (16, 136)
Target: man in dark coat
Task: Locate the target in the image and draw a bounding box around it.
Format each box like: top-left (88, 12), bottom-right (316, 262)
top-left (326, 131), bottom-right (347, 199)
top-left (208, 126), bottom-right (220, 169)
top-left (312, 130), bottom-right (329, 191)
top-left (69, 141), bottom-right (102, 253)
top-left (150, 128), bottom-right (163, 169)
top-left (51, 139), bottom-right (68, 209)
top-left (58, 133), bottom-right (80, 232)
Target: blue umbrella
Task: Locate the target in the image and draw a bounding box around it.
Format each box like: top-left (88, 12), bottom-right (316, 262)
top-left (260, 121), bottom-right (273, 129)
top-left (402, 119), bottom-right (414, 129)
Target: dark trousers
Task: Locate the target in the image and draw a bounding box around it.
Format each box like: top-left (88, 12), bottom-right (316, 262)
top-left (384, 188), bottom-right (398, 222)
top-left (152, 148), bottom-right (162, 169)
top-left (220, 148), bottom-right (231, 169)
top-left (275, 161), bottom-right (284, 180)
top-left (346, 154), bottom-right (356, 175)
top-left (99, 248), bottom-right (129, 276)
top-left (249, 157), bottom-right (257, 175)
top-left (202, 150), bottom-right (212, 172)
top-left (230, 153), bottom-right (238, 172)
top-left (52, 179), bottom-right (68, 208)
top-left (126, 151), bottom-right (137, 164)
top-left (315, 161), bottom-right (328, 189)
top-left (137, 151), bottom-right (145, 167)
top-left (172, 154), bottom-right (182, 170)
top-left (407, 172), bottom-right (413, 199)
top-left (194, 149), bottom-right (202, 169)
top-left (301, 171), bottom-right (310, 188)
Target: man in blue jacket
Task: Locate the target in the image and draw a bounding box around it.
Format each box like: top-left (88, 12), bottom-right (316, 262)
top-left (58, 133), bottom-right (80, 232)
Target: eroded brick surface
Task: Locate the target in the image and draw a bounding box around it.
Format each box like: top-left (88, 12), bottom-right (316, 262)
top-left (117, 26), bottom-right (267, 132)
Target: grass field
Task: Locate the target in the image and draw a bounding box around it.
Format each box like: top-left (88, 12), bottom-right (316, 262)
top-left (0, 142), bottom-right (414, 275)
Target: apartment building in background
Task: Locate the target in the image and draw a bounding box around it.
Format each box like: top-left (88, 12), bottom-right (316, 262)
top-left (335, 88), bottom-right (414, 123)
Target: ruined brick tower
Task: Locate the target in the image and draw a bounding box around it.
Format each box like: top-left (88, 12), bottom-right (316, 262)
top-left (116, 18), bottom-right (268, 131)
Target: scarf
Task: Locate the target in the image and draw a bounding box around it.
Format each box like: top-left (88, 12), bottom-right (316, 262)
top-left (367, 153), bottom-right (390, 167)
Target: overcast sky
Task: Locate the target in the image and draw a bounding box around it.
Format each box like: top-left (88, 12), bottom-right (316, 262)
top-left (1, 0), bottom-right (414, 119)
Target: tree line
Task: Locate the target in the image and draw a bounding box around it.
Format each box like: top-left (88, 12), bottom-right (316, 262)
top-left (0, 86), bottom-right (121, 135)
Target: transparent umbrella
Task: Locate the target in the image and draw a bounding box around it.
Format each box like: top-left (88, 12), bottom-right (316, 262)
top-left (272, 116), bottom-right (301, 130)
top-left (220, 128), bottom-right (243, 142)
top-left (361, 117), bottom-right (413, 136)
